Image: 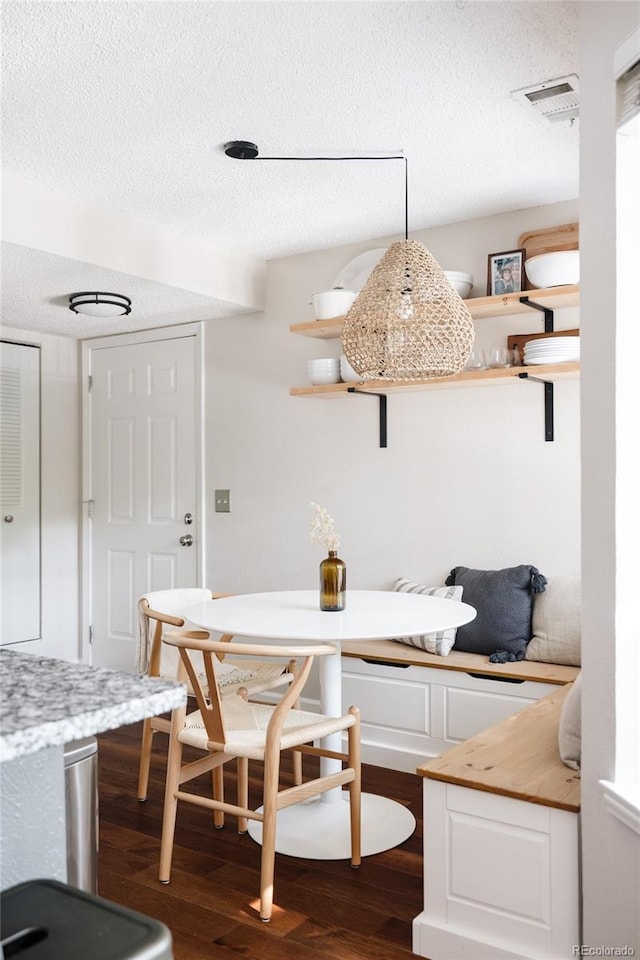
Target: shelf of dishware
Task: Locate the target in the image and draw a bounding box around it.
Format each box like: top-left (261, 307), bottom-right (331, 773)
top-left (289, 284), bottom-right (580, 340)
top-left (289, 361), bottom-right (580, 398)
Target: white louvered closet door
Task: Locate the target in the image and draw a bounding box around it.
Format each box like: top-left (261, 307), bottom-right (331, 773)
top-left (0, 340), bottom-right (41, 645)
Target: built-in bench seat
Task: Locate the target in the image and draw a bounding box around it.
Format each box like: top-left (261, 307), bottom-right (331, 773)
top-left (418, 682), bottom-right (580, 810)
top-left (340, 639), bottom-right (579, 773)
top-left (341, 638), bottom-right (579, 684)
top-left (339, 581), bottom-right (581, 958)
top-left (412, 683), bottom-right (580, 960)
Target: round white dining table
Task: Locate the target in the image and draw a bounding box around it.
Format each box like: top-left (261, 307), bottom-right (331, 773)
top-left (185, 589), bottom-right (476, 860)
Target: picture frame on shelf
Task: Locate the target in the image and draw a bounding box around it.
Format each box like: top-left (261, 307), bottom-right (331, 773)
top-left (487, 248), bottom-right (526, 297)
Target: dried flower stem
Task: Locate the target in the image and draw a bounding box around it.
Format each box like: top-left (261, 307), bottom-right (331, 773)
top-left (309, 502), bottom-right (341, 552)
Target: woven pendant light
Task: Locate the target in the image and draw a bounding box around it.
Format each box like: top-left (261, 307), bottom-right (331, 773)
top-left (341, 239), bottom-right (475, 381)
top-left (222, 142), bottom-right (475, 379)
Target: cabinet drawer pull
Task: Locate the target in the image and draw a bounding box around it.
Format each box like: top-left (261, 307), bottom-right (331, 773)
top-left (467, 672), bottom-right (525, 684)
top-left (361, 658), bottom-right (411, 669)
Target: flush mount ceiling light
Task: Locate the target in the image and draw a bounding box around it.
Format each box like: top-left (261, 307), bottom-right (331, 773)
top-left (68, 292), bottom-right (132, 318)
top-left (224, 141), bottom-right (473, 380)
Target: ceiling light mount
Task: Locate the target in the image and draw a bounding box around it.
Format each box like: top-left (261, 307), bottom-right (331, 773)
top-left (224, 140), bottom-right (259, 159)
top-left (68, 292), bottom-right (132, 318)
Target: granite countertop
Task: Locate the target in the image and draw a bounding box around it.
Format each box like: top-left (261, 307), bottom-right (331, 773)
top-left (0, 649), bottom-right (186, 762)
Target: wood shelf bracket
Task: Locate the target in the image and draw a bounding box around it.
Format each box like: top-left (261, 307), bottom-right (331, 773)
top-left (347, 387), bottom-right (388, 448)
top-left (519, 296), bottom-right (555, 332)
top-left (518, 372), bottom-right (554, 442)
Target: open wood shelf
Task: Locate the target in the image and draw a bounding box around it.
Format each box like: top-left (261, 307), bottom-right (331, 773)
top-left (290, 362), bottom-right (580, 397)
top-left (290, 284), bottom-right (579, 443)
top-left (289, 285), bottom-right (580, 339)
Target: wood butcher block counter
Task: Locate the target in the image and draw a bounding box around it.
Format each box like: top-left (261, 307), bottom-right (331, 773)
top-left (418, 683), bottom-right (580, 812)
top-left (413, 682), bottom-right (581, 960)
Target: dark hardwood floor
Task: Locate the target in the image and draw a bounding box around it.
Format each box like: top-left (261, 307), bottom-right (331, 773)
top-left (96, 719), bottom-right (424, 960)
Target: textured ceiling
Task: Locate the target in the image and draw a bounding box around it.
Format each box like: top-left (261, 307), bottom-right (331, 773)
top-left (1, 0), bottom-right (580, 337)
top-left (1, 244), bottom-right (249, 339)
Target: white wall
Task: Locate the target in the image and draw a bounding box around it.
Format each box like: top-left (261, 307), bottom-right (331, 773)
top-left (3, 172), bottom-right (265, 311)
top-left (1, 199), bottom-right (581, 678)
top-left (0, 325), bottom-right (80, 662)
top-left (205, 198), bottom-right (581, 697)
top-left (206, 198), bottom-right (580, 594)
top-left (580, 2), bottom-right (640, 950)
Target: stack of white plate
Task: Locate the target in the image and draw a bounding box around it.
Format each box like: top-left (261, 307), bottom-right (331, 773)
top-left (307, 358), bottom-right (340, 385)
top-left (523, 336), bottom-right (580, 365)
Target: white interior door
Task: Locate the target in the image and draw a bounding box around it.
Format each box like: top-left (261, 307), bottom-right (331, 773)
top-left (87, 333), bottom-right (201, 671)
top-left (0, 340), bottom-right (41, 645)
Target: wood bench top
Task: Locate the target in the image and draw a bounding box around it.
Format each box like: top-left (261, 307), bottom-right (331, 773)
top-left (417, 684), bottom-right (581, 812)
top-left (341, 638), bottom-right (580, 685)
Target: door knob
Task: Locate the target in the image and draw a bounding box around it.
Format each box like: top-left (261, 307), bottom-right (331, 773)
top-left (4, 515), bottom-right (14, 523)
top-left (179, 534), bottom-right (194, 547)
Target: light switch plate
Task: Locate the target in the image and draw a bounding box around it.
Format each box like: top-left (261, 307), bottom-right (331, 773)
top-left (214, 489), bottom-right (230, 513)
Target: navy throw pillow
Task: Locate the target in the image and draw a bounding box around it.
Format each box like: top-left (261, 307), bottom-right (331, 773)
top-left (444, 565), bottom-right (547, 661)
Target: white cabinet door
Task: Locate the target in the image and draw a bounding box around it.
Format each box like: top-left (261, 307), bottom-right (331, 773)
top-left (0, 340), bottom-right (41, 645)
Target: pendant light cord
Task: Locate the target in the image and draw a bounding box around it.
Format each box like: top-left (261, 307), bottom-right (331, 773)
top-left (248, 152), bottom-right (409, 241)
top-left (404, 156), bottom-right (408, 241)
top-left (254, 155), bottom-right (404, 161)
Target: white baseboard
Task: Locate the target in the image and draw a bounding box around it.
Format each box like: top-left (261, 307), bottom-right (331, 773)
top-left (413, 914), bottom-right (541, 960)
top-left (358, 739), bottom-right (427, 773)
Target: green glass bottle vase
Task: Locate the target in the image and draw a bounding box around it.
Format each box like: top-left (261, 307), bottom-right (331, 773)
top-left (319, 550), bottom-right (346, 611)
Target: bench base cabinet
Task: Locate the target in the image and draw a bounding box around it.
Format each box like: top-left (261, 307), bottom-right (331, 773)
top-left (340, 657), bottom-right (556, 773)
top-left (413, 781), bottom-right (579, 960)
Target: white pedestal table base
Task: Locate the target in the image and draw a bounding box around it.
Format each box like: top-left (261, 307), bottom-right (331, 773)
top-left (183, 591), bottom-right (472, 862)
top-left (247, 791), bottom-right (416, 859)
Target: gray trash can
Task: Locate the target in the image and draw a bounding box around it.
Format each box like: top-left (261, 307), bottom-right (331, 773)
top-left (64, 737), bottom-right (98, 893)
top-left (0, 878), bottom-right (173, 959)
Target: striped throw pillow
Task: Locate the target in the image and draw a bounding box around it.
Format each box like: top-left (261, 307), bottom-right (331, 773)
top-left (392, 578), bottom-right (464, 656)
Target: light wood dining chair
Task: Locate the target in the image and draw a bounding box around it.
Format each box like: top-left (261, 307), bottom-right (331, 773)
top-left (158, 632), bottom-right (361, 922)
top-left (136, 588), bottom-right (295, 802)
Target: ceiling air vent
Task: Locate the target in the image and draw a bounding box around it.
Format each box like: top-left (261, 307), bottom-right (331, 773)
top-left (511, 74), bottom-right (579, 124)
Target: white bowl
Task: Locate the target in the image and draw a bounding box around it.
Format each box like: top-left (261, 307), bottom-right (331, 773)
top-left (444, 271), bottom-right (473, 298)
top-left (311, 288), bottom-right (356, 320)
top-left (307, 358), bottom-right (339, 370)
top-left (524, 251), bottom-right (579, 288)
top-left (339, 355), bottom-right (363, 383)
top-left (307, 359), bottom-right (339, 384)
top-left (308, 370), bottom-right (341, 385)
